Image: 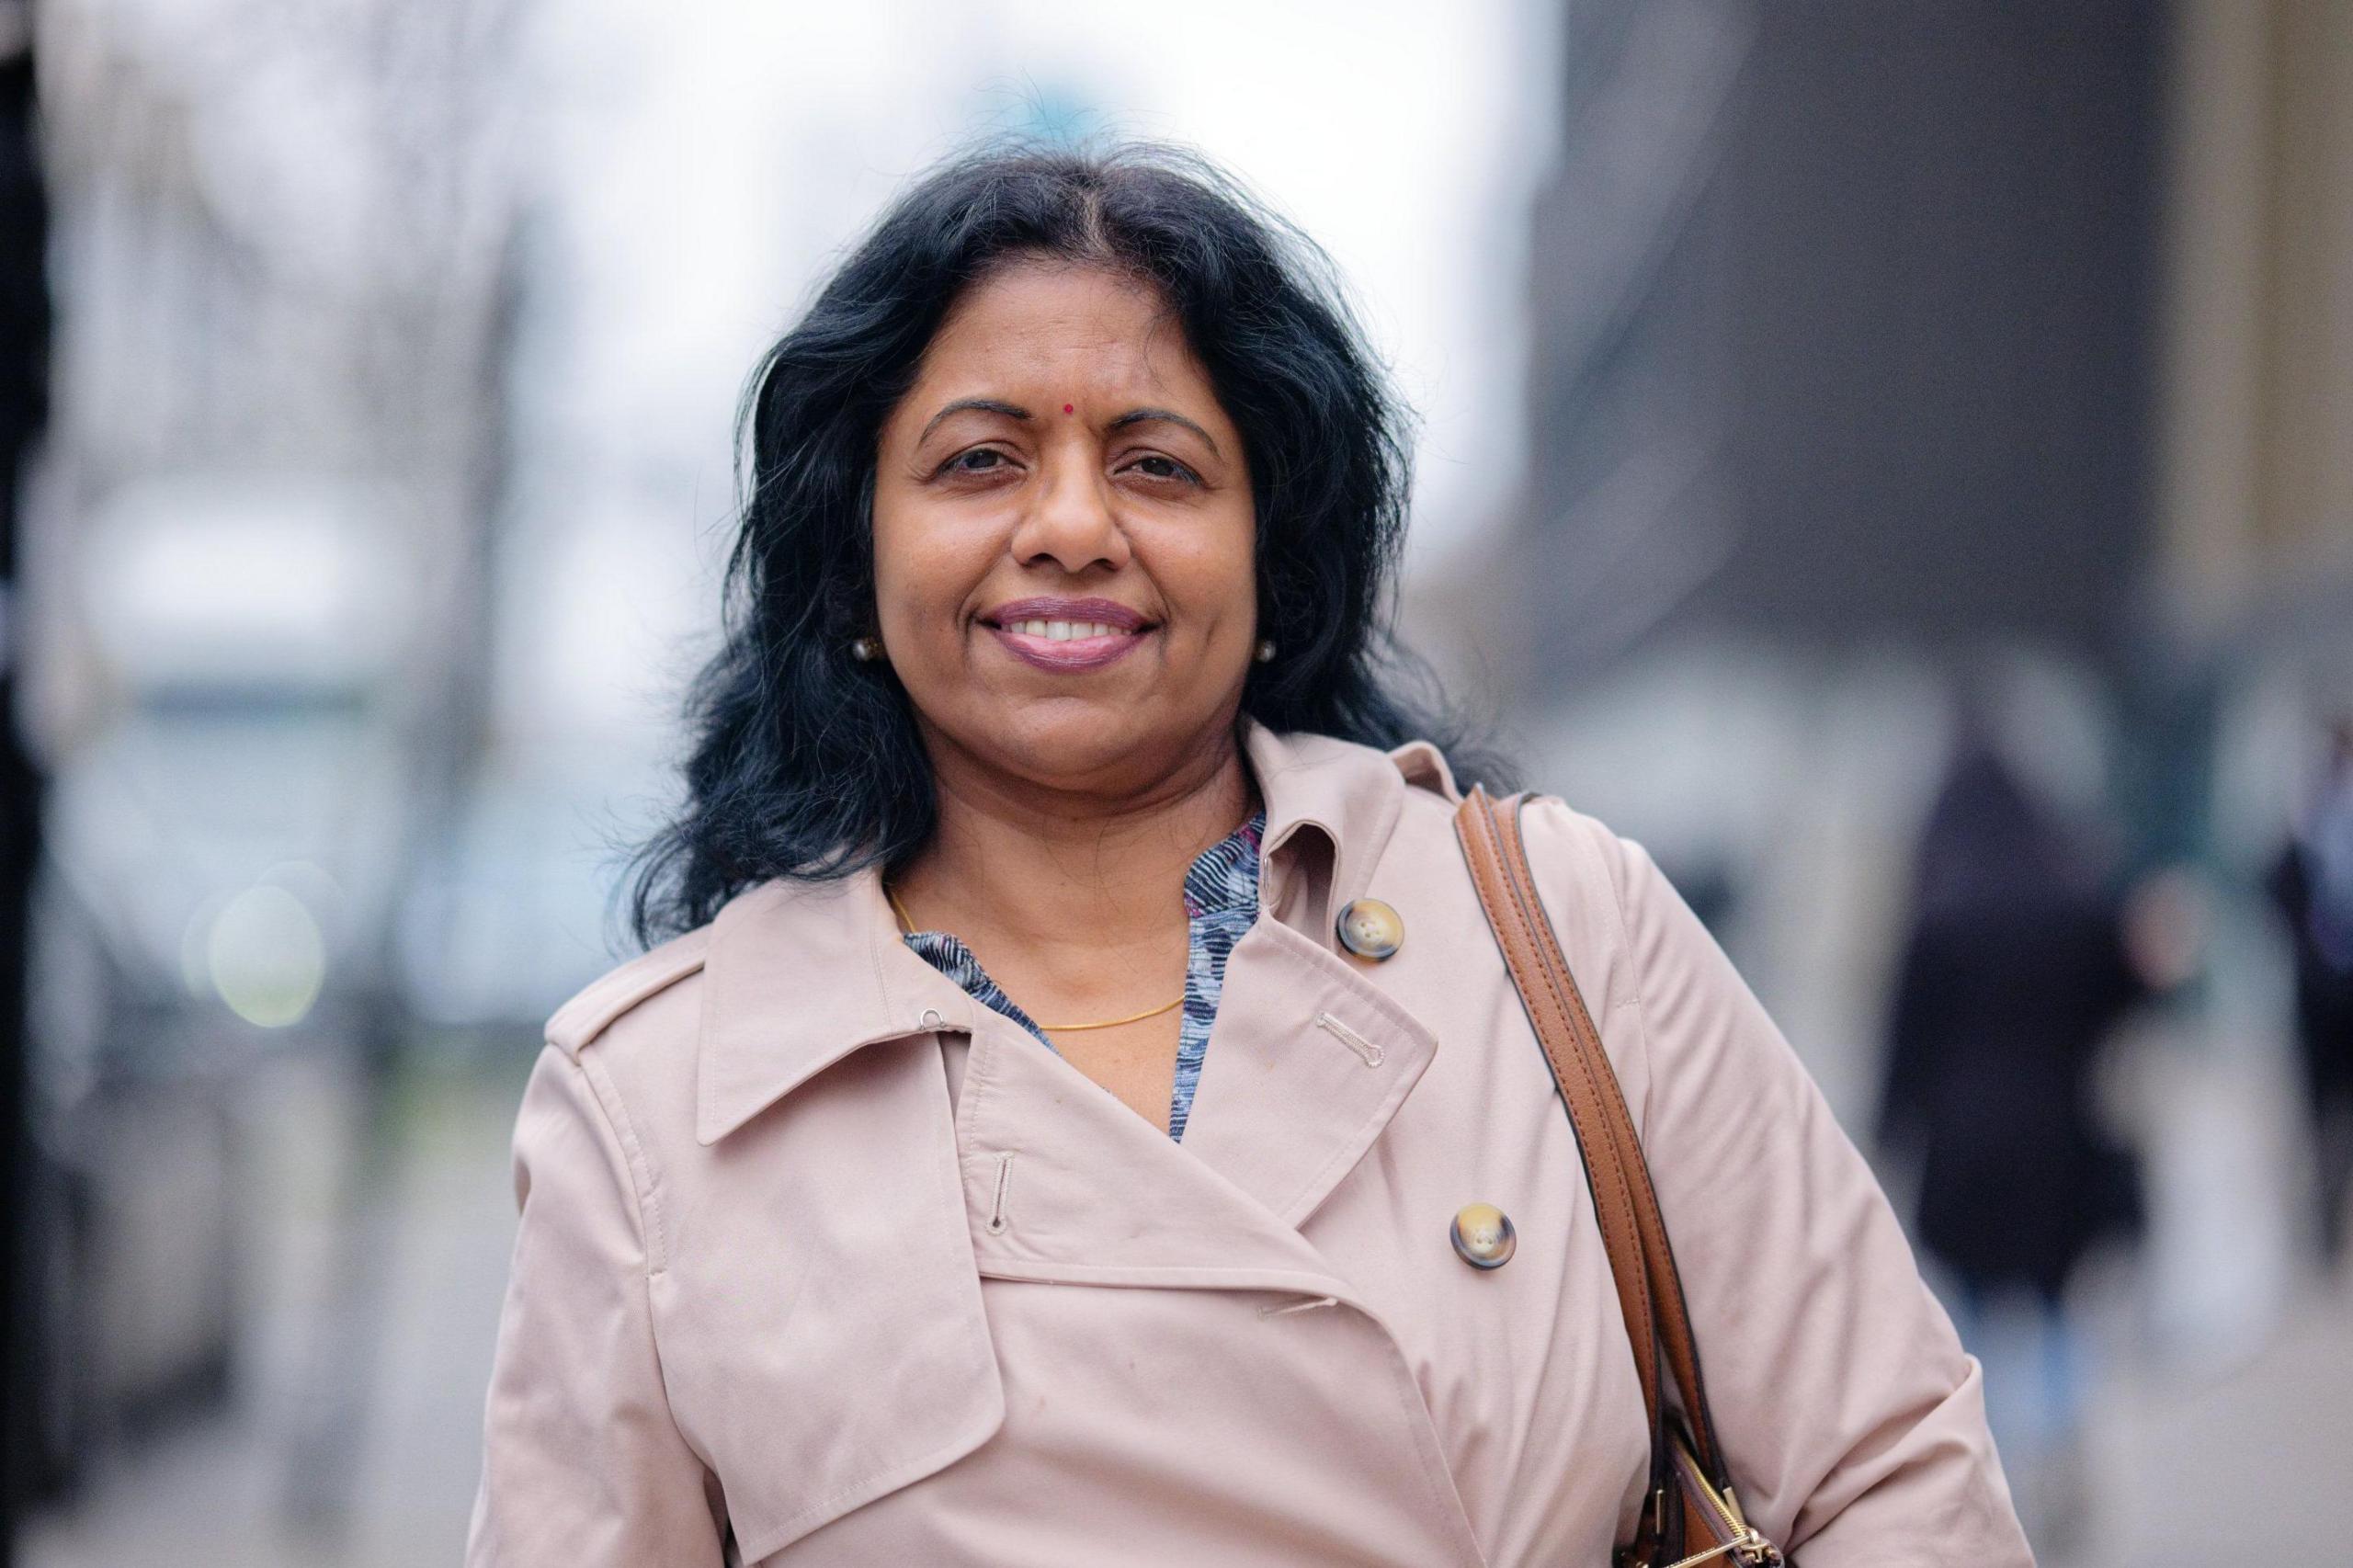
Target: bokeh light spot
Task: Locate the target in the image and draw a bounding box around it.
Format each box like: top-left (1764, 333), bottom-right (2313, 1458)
top-left (206, 884), bottom-right (326, 1028)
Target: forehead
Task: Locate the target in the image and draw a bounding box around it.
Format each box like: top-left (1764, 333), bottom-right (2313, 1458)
top-left (914, 262), bottom-right (1207, 397)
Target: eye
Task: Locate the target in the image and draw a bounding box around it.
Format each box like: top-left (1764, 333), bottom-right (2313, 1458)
top-left (1125, 454), bottom-right (1199, 484)
top-left (943, 447), bottom-right (1009, 475)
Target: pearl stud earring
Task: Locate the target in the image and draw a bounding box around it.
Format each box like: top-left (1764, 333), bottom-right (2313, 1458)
top-left (850, 636), bottom-right (882, 663)
top-left (1254, 639), bottom-right (1278, 664)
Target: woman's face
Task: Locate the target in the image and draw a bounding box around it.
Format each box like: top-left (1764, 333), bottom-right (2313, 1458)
top-left (871, 261), bottom-right (1257, 796)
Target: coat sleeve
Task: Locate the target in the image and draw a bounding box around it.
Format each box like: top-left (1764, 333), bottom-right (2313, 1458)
top-left (1564, 810), bottom-right (2031, 1565)
top-left (466, 1044), bottom-right (727, 1567)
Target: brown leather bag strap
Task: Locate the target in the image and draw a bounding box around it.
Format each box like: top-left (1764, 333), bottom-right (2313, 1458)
top-left (1488, 790), bottom-right (1730, 1487)
top-left (1455, 788), bottom-right (1664, 1428)
top-left (1454, 786), bottom-right (1730, 1486)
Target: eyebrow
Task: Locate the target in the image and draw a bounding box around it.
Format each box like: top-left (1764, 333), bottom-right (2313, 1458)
top-left (1107, 406), bottom-right (1222, 459)
top-left (915, 398), bottom-right (1223, 460)
top-left (918, 397), bottom-right (1031, 445)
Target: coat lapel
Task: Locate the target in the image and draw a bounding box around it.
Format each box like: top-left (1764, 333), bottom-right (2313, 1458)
top-left (1181, 914), bottom-right (1439, 1226)
top-left (695, 869), bottom-right (983, 1146)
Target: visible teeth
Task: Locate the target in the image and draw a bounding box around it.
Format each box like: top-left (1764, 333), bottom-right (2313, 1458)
top-left (1000, 616), bottom-right (1133, 639)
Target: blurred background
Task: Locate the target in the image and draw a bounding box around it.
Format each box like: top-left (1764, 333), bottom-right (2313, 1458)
top-left (2, 0), bottom-right (2347, 1562)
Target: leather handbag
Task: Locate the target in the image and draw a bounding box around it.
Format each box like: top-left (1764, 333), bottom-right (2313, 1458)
top-left (1455, 787), bottom-right (1790, 1568)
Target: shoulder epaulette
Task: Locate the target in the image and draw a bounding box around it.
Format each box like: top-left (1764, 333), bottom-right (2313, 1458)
top-left (545, 926), bottom-right (713, 1059)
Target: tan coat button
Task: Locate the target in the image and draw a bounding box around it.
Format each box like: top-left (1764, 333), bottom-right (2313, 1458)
top-left (1450, 1202), bottom-right (1516, 1269)
top-left (1335, 897), bottom-right (1404, 960)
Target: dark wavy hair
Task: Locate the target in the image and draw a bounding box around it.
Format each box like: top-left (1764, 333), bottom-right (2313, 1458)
top-left (628, 140), bottom-right (1502, 945)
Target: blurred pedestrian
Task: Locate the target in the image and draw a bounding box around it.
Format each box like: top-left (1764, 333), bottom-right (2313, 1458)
top-left (1879, 730), bottom-right (2169, 1539)
top-left (2267, 720), bottom-right (2353, 1271)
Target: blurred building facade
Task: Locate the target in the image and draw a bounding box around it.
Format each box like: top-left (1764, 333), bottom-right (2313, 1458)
top-left (1472, 0), bottom-right (2352, 1108)
top-left (2156, 0), bottom-right (2353, 653)
top-left (1501, 0), bottom-right (2351, 674)
top-left (1519, 0), bottom-right (2161, 671)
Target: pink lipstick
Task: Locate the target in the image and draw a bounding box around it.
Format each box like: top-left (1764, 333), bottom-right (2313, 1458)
top-left (981, 597), bottom-right (1154, 673)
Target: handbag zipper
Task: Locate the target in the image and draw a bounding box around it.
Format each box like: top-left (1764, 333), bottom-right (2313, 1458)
top-left (1662, 1447), bottom-right (1782, 1567)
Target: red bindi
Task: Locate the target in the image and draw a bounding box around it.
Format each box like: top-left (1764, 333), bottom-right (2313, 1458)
top-left (1063, 403), bottom-right (1074, 414)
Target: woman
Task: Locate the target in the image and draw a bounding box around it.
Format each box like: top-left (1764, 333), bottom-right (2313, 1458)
top-left (468, 143), bottom-right (2029, 1566)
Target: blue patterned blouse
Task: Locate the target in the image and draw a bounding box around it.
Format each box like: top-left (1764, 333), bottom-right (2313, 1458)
top-left (901, 811), bottom-right (1266, 1142)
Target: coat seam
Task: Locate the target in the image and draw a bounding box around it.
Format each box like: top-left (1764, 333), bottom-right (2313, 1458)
top-left (574, 1047), bottom-right (669, 1276)
top-left (542, 1046), bottom-right (714, 1506)
top-left (1559, 804), bottom-right (1658, 1135)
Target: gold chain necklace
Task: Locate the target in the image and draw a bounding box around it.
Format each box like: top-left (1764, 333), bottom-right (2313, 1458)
top-left (885, 881), bottom-right (1184, 1032)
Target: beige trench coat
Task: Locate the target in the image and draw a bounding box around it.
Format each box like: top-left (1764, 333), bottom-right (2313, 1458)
top-left (467, 722), bottom-right (2029, 1566)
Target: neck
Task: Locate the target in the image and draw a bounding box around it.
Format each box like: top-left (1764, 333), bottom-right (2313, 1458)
top-left (895, 718), bottom-right (1256, 960)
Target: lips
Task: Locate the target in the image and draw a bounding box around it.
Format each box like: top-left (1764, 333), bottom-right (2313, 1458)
top-left (982, 597), bottom-right (1150, 633)
top-left (980, 597), bottom-right (1154, 673)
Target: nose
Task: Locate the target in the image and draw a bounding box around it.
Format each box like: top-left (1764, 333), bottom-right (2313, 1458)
top-left (1007, 448), bottom-right (1131, 575)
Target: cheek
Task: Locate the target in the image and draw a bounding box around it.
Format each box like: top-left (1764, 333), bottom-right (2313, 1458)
top-left (1203, 547), bottom-right (1261, 647)
top-left (1154, 510), bottom-right (1258, 639)
top-left (870, 503), bottom-right (983, 631)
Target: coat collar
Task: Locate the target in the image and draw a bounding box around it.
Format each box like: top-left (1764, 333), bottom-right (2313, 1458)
top-left (693, 720), bottom-right (1459, 1146)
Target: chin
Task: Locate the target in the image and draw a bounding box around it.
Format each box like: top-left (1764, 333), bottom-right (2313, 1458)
top-left (981, 703), bottom-right (1188, 785)
top-left (1006, 717), bottom-right (1152, 778)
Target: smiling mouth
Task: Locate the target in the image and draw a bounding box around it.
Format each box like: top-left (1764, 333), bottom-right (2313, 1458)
top-left (979, 600), bottom-right (1154, 672)
top-left (990, 615), bottom-right (1140, 642)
